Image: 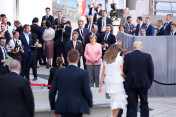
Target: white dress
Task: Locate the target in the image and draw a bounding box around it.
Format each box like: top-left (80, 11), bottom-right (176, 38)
top-left (104, 55), bottom-right (127, 110)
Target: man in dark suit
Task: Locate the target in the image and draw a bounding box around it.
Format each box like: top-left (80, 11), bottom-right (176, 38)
top-left (124, 16), bottom-right (135, 35)
top-left (164, 14), bottom-right (173, 35)
top-left (49, 49), bottom-right (93, 117)
top-left (100, 24), bottom-right (116, 57)
top-left (65, 31), bottom-right (83, 67)
top-left (0, 37), bottom-right (7, 75)
top-left (85, 16), bottom-right (96, 32)
top-left (171, 23), bottom-right (176, 35)
top-left (145, 17), bottom-right (155, 36)
top-left (134, 16), bottom-right (146, 36)
top-left (0, 60), bottom-right (34, 117)
top-left (30, 17), bottom-right (43, 66)
top-left (54, 18), bottom-right (71, 66)
top-left (97, 10), bottom-right (112, 34)
top-left (156, 20), bottom-right (167, 36)
top-left (19, 24), bottom-right (36, 80)
top-left (54, 11), bottom-right (63, 24)
top-left (97, 4), bottom-right (103, 16)
top-left (85, 24), bottom-right (101, 44)
top-left (41, 7), bottom-right (54, 27)
top-left (89, 2), bottom-right (98, 23)
top-left (1, 22), bottom-right (11, 44)
top-left (14, 20), bottom-right (23, 34)
top-left (123, 41), bottom-right (154, 117)
top-left (74, 20), bottom-right (89, 69)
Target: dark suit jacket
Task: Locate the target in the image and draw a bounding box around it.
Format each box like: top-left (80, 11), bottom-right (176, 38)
top-left (30, 24), bottom-right (43, 39)
top-left (171, 31), bottom-right (176, 35)
top-left (49, 65), bottom-right (93, 114)
top-left (0, 72), bottom-right (34, 117)
top-left (97, 9), bottom-right (102, 16)
top-left (5, 30), bottom-right (11, 44)
top-left (135, 23), bottom-right (146, 36)
top-left (100, 32), bottom-right (116, 50)
top-left (146, 24), bottom-right (155, 36)
top-left (89, 7), bottom-right (98, 23)
top-left (65, 40), bottom-right (83, 56)
top-left (74, 28), bottom-right (89, 45)
top-left (48, 67), bottom-right (60, 87)
top-left (97, 17), bottom-right (112, 33)
top-left (85, 32), bottom-right (101, 44)
top-left (19, 32), bottom-right (36, 58)
top-left (123, 50), bottom-right (154, 90)
top-left (164, 21), bottom-right (172, 35)
top-left (54, 26), bottom-right (71, 48)
top-left (0, 47), bottom-right (7, 75)
top-left (41, 15), bottom-right (54, 27)
top-left (156, 27), bottom-right (167, 36)
top-left (15, 25), bottom-right (23, 34)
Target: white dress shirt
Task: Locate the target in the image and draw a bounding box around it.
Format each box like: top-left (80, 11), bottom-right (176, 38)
top-left (0, 46), bottom-right (6, 60)
top-left (23, 33), bottom-right (30, 44)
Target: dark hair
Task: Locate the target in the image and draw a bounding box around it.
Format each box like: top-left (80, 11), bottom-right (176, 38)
top-left (14, 20), bottom-right (21, 25)
top-left (119, 25), bottom-right (126, 30)
top-left (157, 20), bottom-right (163, 25)
top-left (66, 21), bottom-right (71, 26)
top-left (98, 4), bottom-right (102, 7)
top-left (0, 37), bottom-right (6, 40)
top-left (56, 57), bottom-right (63, 68)
top-left (45, 20), bottom-right (51, 28)
top-left (58, 11), bottom-right (62, 13)
top-left (171, 23), bottom-right (176, 27)
top-left (127, 16), bottom-right (132, 20)
top-left (137, 16), bottom-right (143, 21)
top-left (102, 10), bottom-right (107, 13)
top-left (0, 14), bottom-right (6, 17)
top-left (45, 7), bottom-right (50, 10)
top-left (78, 20), bottom-right (83, 23)
top-left (32, 17), bottom-right (39, 23)
top-left (23, 24), bottom-right (30, 30)
top-left (1, 22), bottom-right (6, 26)
top-left (88, 4), bottom-right (91, 7)
top-left (106, 24), bottom-right (112, 29)
top-left (145, 17), bottom-right (150, 20)
top-left (13, 31), bottom-right (19, 36)
top-left (67, 49), bottom-right (80, 63)
top-left (7, 21), bottom-right (11, 26)
top-left (167, 14), bottom-right (172, 17)
top-left (140, 27), bottom-right (146, 32)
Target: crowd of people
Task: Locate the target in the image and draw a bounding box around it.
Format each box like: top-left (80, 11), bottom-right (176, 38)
top-left (0, 1), bottom-right (174, 117)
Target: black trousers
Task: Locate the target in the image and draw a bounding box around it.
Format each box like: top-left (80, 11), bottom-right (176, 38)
top-left (21, 54), bottom-right (32, 79)
top-left (126, 88), bottom-right (149, 117)
top-left (31, 50), bottom-right (37, 78)
top-left (61, 113), bottom-right (82, 117)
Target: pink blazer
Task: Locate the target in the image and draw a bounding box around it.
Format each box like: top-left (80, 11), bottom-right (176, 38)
top-left (84, 43), bottom-right (102, 65)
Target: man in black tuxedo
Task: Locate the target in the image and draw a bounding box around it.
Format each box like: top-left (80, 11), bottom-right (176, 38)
top-left (74, 20), bottom-right (89, 69)
top-left (1, 22), bottom-right (11, 44)
top-left (0, 37), bottom-right (7, 75)
top-left (54, 17), bottom-right (71, 66)
top-left (100, 24), bottom-right (116, 57)
top-left (164, 14), bottom-right (172, 35)
top-left (156, 20), bottom-right (167, 36)
top-left (54, 11), bottom-right (62, 24)
top-left (65, 31), bottom-right (83, 67)
top-left (41, 7), bottom-right (54, 27)
top-left (85, 24), bottom-right (101, 44)
top-left (134, 16), bottom-right (146, 36)
top-left (14, 20), bottom-right (23, 34)
top-left (0, 60), bottom-right (34, 117)
top-left (97, 10), bottom-right (112, 34)
top-left (89, 2), bottom-right (98, 23)
top-left (123, 41), bottom-right (154, 117)
top-left (30, 17), bottom-right (43, 65)
top-left (171, 23), bottom-right (176, 35)
top-left (49, 49), bottom-right (93, 117)
top-left (19, 24), bottom-right (36, 80)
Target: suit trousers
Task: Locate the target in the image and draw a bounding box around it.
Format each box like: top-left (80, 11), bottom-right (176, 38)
top-left (21, 54), bottom-right (32, 80)
top-left (61, 113), bottom-right (82, 117)
top-left (86, 65), bottom-right (101, 87)
top-left (31, 50), bottom-right (37, 78)
top-left (126, 88), bottom-right (149, 117)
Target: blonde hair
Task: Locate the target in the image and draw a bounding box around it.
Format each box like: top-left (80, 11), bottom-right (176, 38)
top-left (89, 35), bottom-right (97, 40)
top-left (133, 41), bottom-right (143, 50)
top-left (103, 44), bottom-right (120, 64)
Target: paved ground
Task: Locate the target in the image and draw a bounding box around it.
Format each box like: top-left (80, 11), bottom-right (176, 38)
top-left (29, 64), bottom-right (176, 117)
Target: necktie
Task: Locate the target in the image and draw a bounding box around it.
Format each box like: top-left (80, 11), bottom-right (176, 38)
top-left (3, 47), bottom-right (6, 58)
top-left (157, 29), bottom-right (159, 34)
top-left (172, 32), bottom-right (173, 35)
top-left (73, 41), bottom-right (76, 49)
top-left (129, 24), bottom-right (131, 29)
top-left (89, 23), bottom-right (91, 31)
top-left (104, 34), bottom-right (108, 41)
top-left (164, 23), bottom-right (168, 29)
top-left (81, 30), bottom-right (83, 37)
top-left (103, 18), bottom-right (105, 27)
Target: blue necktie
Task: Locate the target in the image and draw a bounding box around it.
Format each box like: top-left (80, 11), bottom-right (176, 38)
top-left (104, 34), bottom-right (108, 41)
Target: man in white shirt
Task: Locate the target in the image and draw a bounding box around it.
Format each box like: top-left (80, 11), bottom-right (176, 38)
top-left (54, 11), bottom-right (62, 24)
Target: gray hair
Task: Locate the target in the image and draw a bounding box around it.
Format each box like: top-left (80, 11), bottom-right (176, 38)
top-left (10, 60), bottom-right (21, 70)
top-left (72, 31), bottom-right (79, 37)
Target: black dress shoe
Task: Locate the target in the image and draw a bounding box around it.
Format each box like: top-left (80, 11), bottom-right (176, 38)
top-left (32, 77), bottom-right (37, 81)
top-left (46, 65), bottom-right (51, 69)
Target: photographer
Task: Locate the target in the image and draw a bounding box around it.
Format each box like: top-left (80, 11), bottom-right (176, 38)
top-left (54, 17), bottom-right (71, 66)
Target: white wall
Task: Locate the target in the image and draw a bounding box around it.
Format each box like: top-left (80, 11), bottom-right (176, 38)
top-left (19, 0), bottom-right (52, 25)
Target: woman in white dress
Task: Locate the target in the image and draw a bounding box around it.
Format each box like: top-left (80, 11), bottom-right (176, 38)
top-left (99, 44), bottom-right (127, 117)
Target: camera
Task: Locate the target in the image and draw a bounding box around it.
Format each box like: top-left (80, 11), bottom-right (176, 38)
top-left (58, 23), bottom-right (65, 29)
top-left (110, 3), bottom-right (124, 19)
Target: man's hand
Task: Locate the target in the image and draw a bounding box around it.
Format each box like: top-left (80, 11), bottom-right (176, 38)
top-left (2, 59), bottom-right (7, 63)
top-left (20, 49), bottom-right (24, 53)
top-left (104, 43), bottom-right (108, 48)
top-left (78, 40), bottom-right (82, 43)
top-left (61, 28), bottom-right (65, 32)
top-left (128, 29), bottom-right (131, 32)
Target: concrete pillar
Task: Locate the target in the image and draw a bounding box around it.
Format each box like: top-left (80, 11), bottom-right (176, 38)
top-left (126, 0), bottom-right (137, 10)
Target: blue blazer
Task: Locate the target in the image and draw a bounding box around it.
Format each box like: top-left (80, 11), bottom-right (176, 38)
top-left (135, 23), bottom-right (146, 36)
top-left (49, 65), bottom-right (93, 114)
top-left (100, 32), bottom-right (116, 49)
top-left (123, 50), bottom-right (154, 90)
top-left (164, 21), bottom-right (172, 35)
top-left (19, 33), bottom-right (33, 58)
top-left (146, 24), bottom-right (155, 36)
top-left (156, 27), bottom-right (167, 36)
top-left (97, 17), bottom-right (112, 33)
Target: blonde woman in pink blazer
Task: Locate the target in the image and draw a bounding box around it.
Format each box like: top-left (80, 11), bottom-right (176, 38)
top-left (84, 35), bottom-right (102, 87)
